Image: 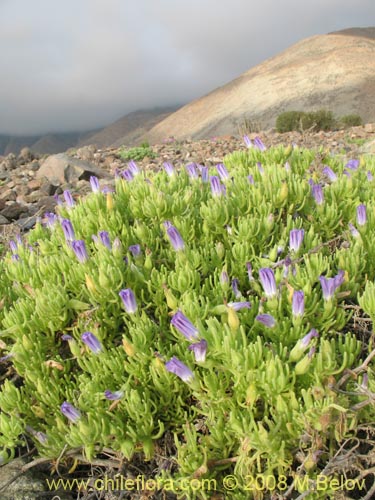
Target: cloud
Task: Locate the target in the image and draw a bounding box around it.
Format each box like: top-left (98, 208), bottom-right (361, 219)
top-left (0, 0), bottom-right (373, 134)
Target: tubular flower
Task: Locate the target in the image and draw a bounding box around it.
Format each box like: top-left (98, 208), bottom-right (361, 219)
top-left (45, 212), bottom-right (58, 229)
top-left (254, 137), bottom-right (267, 151)
top-left (216, 163), bottom-right (229, 181)
top-left (60, 402), bottom-right (81, 423)
top-left (231, 278), bottom-right (242, 298)
top-left (345, 159), bottom-right (359, 170)
top-left (256, 314), bottom-right (276, 328)
top-left (311, 184), bottom-right (324, 205)
top-left (163, 161), bottom-right (175, 177)
top-left (81, 331), bottom-right (103, 354)
top-left (322, 166), bottom-right (337, 182)
top-left (292, 290), bottom-right (305, 317)
top-left (259, 268), bottom-right (277, 298)
top-left (128, 160), bottom-right (140, 176)
top-left (119, 288), bottom-right (138, 313)
top-left (186, 163), bottom-right (198, 179)
top-left (349, 223), bottom-right (360, 238)
top-left (289, 329), bottom-right (319, 362)
top-left (71, 240), bottom-right (88, 263)
top-left (63, 190), bottom-right (75, 208)
top-left (209, 176), bottom-right (225, 197)
top-left (129, 244), bottom-right (141, 257)
top-left (166, 225), bottom-right (185, 251)
top-left (104, 390), bottom-right (124, 400)
top-left (90, 176), bottom-right (100, 193)
top-left (99, 231), bottom-right (111, 249)
top-left (165, 357), bottom-right (194, 383)
top-left (356, 204), bottom-right (367, 226)
top-left (188, 339), bottom-right (208, 362)
top-left (319, 271), bottom-right (344, 301)
top-left (200, 166), bottom-right (209, 183)
top-left (243, 135), bottom-right (252, 148)
top-left (61, 219), bottom-right (75, 242)
top-left (227, 301), bottom-right (251, 311)
top-left (171, 310), bottom-right (199, 340)
top-left (289, 229), bottom-right (304, 252)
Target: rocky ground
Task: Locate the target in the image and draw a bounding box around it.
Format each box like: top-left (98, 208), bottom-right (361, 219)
top-left (1, 124), bottom-right (375, 249)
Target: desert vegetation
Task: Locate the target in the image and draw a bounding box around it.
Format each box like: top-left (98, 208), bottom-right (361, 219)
top-left (0, 138), bottom-right (375, 498)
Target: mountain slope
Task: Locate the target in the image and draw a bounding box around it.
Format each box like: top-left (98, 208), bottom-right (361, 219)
top-left (142, 27), bottom-right (375, 142)
top-left (78, 107), bottom-right (180, 149)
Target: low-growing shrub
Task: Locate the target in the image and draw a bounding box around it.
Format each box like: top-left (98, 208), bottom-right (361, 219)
top-left (118, 142), bottom-right (157, 161)
top-left (276, 109), bottom-right (337, 133)
top-left (1, 145), bottom-right (375, 497)
top-left (339, 114), bottom-right (363, 128)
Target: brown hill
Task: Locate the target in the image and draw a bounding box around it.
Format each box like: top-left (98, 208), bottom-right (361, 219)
top-left (142, 27), bottom-right (375, 142)
top-left (79, 107), bottom-right (180, 149)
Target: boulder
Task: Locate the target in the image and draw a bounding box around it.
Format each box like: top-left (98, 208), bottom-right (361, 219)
top-left (36, 153), bottom-right (111, 186)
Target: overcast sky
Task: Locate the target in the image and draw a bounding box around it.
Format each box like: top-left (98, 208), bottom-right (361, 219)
top-left (0, 0), bottom-right (373, 135)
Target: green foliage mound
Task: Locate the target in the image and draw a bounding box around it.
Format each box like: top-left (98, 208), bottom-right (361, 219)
top-left (276, 109), bottom-right (337, 133)
top-left (118, 142), bottom-right (157, 161)
top-left (1, 144), bottom-right (375, 497)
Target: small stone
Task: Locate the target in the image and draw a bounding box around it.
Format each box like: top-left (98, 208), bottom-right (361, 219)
top-left (0, 202), bottom-right (28, 220)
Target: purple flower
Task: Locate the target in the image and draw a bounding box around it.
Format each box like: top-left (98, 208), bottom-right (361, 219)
top-left (163, 161), bottom-right (175, 177)
top-left (11, 254), bottom-right (20, 262)
top-left (216, 163), bottom-right (229, 181)
top-left (121, 169), bottom-right (134, 181)
top-left (201, 166), bottom-right (209, 183)
top-left (60, 402), bottom-right (81, 423)
top-left (0, 354), bottom-right (13, 363)
top-left (102, 185), bottom-right (115, 194)
top-left (129, 244), bottom-right (141, 257)
top-left (62, 334), bottom-right (73, 341)
top-left (220, 270), bottom-right (229, 285)
top-left (171, 311), bottom-right (199, 341)
top-left (357, 204), bottom-right (367, 226)
top-left (166, 225), bottom-right (185, 251)
top-left (289, 229), bottom-right (305, 252)
top-left (259, 268), bottom-right (277, 298)
top-left (81, 331), bottom-right (102, 354)
top-left (367, 171), bottom-right (373, 181)
top-left (247, 175), bottom-right (255, 185)
top-left (54, 194), bottom-right (63, 206)
top-left (128, 160), bottom-right (140, 176)
top-left (188, 339), bottom-right (208, 362)
top-left (61, 219), bottom-right (75, 241)
top-left (63, 190), bottom-right (75, 208)
top-left (45, 212), bottom-right (58, 229)
top-left (349, 223), bottom-right (360, 238)
top-left (119, 288), bottom-right (138, 313)
top-left (186, 163), bottom-right (198, 179)
top-left (90, 176), bottom-right (100, 193)
top-left (301, 329), bottom-right (319, 348)
top-left (345, 159), bottom-right (359, 170)
top-left (254, 137), bottom-right (267, 151)
top-left (71, 240), bottom-right (88, 263)
top-left (257, 162), bottom-right (264, 174)
top-left (209, 176), bottom-right (225, 197)
top-left (26, 426), bottom-right (48, 445)
top-left (246, 262), bottom-right (253, 281)
top-left (227, 301), bottom-right (251, 311)
top-left (256, 314), bottom-right (276, 328)
top-left (231, 278), bottom-right (241, 299)
top-left (322, 166), bottom-right (337, 182)
top-left (104, 390), bottom-right (124, 400)
top-left (311, 184), bottom-right (324, 205)
top-left (243, 135), bottom-right (252, 148)
top-left (99, 231), bottom-right (111, 249)
top-left (319, 271), bottom-right (344, 300)
top-left (163, 220), bottom-right (173, 230)
top-left (292, 291), bottom-right (305, 317)
top-left (343, 169), bottom-right (351, 178)
top-left (165, 357), bottom-right (194, 383)
top-left (9, 240), bottom-right (18, 253)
